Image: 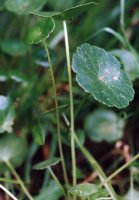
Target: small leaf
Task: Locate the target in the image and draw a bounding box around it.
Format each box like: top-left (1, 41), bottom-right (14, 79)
top-left (0, 134), bottom-right (28, 167)
top-left (111, 49), bottom-right (139, 81)
top-left (69, 183), bottom-right (99, 198)
top-left (72, 43), bottom-right (134, 108)
top-left (26, 17), bottom-right (55, 44)
top-left (85, 109), bottom-right (125, 143)
top-left (5, 0), bottom-right (47, 15)
top-left (33, 158), bottom-right (61, 170)
top-left (32, 2), bottom-right (97, 20)
top-left (32, 123), bottom-right (45, 145)
top-left (1, 39), bottom-right (28, 56)
top-left (0, 96), bottom-right (15, 133)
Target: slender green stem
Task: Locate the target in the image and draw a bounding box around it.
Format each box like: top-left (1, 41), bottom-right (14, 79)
top-left (63, 20), bottom-right (76, 187)
top-left (120, 0), bottom-right (125, 29)
top-left (5, 161), bottom-right (33, 200)
top-left (0, 183), bottom-right (18, 200)
top-left (48, 167), bottom-right (66, 196)
top-left (96, 198), bottom-right (112, 200)
top-left (101, 154), bottom-right (139, 187)
top-left (74, 133), bottom-right (117, 200)
top-left (0, 177), bottom-right (19, 184)
top-left (42, 40), bottom-right (68, 186)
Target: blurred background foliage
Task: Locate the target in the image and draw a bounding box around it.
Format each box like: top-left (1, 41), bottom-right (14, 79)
top-left (0, 0), bottom-right (139, 199)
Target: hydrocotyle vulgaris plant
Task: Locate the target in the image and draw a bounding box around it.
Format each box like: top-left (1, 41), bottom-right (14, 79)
top-left (2, 0), bottom-right (139, 200)
top-left (27, 1), bottom-right (138, 200)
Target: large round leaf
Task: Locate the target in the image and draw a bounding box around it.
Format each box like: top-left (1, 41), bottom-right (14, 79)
top-left (72, 43), bottom-right (134, 108)
top-left (111, 49), bottom-right (139, 81)
top-left (0, 134), bottom-right (28, 168)
top-left (85, 109), bottom-right (125, 142)
top-left (5, 0), bottom-right (47, 15)
top-left (26, 17), bottom-right (55, 45)
top-left (1, 39), bottom-right (28, 56)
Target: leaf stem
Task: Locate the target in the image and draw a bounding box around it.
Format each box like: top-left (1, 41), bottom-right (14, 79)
top-left (42, 40), bottom-right (69, 186)
top-left (48, 167), bottom-right (66, 196)
top-left (0, 177), bottom-right (19, 184)
top-left (5, 160), bottom-right (33, 200)
top-left (0, 183), bottom-right (18, 200)
top-left (100, 153), bottom-right (139, 187)
top-left (63, 20), bottom-right (76, 186)
top-left (74, 133), bottom-right (117, 200)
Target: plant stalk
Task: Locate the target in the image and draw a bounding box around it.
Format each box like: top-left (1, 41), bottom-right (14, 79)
top-left (74, 133), bottom-right (117, 200)
top-left (101, 153), bottom-right (139, 187)
top-left (48, 167), bottom-right (66, 196)
top-left (5, 160), bottom-right (33, 200)
top-left (63, 20), bottom-right (76, 186)
top-left (42, 40), bottom-right (69, 186)
top-left (0, 183), bottom-right (18, 200)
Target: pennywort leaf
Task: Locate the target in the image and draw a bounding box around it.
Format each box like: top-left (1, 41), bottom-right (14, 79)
top-left (33, 158), bottom-right (61, 170)
top-left (72, 43), bottom-right (134, 108)
top-left (111, 49), bottom-right (139, 81)
top-left (85, 109), bottom-right (125, 142)
top-left (69, 183), bottom-right (99, 198)
top-left (5, 0), bottom-right (47, 15)
top-left (1, 39), bottom-right (28, 56)
top-left (0, 134), bottom-right (28, 168)
top-left (26, 17), bottom-right (55, 44)
top-left (31, 2), bottom-right (97, 20)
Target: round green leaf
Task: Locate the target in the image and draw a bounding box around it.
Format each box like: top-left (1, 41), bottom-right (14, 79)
top-left (33, 157), bottom-right (61, 170)
top-left (5, 0), bottom-right (47, 15)
top-left (1, 39), bottom-right (28, 56)
top-left (85, 109), bottom-right (125, 142)
top-left (32, 2), bottom-right (97, 20)
top-left (111, 49), bottom-right (139, 81)
top-left (0, 134), bottom-right (28, 167)
top-left (26, 17), bottom-right (55, 45)
top-left (72, 43), bottom-right (134, 108)
top-left (69, 183), bottom-right (99, 198)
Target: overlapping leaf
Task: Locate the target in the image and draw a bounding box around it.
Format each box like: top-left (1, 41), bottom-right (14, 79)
top-left (111, 49), bottom-right (139, 81)
top-left (0, 134), bottom-right (28, 167)
top-left (33, 158), bottom-right (61, 170)
top-left (1, 40), bottom-right (28, 56)
top-left (72, 43), bottom-right (134, 108)
top-left (32, 2), bottom-right (97, 20)
top-left (5, 0), bottom-right (47, 15)
top-left (85, 109), bottom-right (125, 142)
top-left (26, 17), bottom-right (55, 44)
